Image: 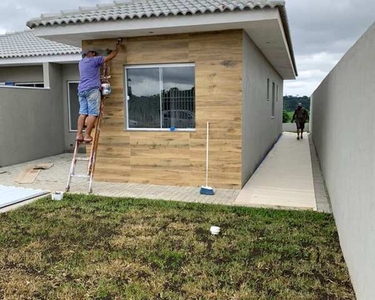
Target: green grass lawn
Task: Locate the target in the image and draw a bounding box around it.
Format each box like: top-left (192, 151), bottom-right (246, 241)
top-left (0, 195), bottom-right (354, 299)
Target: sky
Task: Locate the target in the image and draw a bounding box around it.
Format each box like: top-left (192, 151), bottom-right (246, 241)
top-left (0, 0), bottom-right (374, 96)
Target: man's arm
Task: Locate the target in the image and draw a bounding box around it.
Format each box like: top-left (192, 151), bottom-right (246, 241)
top-left (104, 39), bottom-right (122, 63)
top-left (291, 110), bottom-right (296, 122)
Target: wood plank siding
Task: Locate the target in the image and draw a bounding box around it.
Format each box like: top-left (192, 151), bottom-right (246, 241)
top-left (83, 30), bottom-right (243, 189)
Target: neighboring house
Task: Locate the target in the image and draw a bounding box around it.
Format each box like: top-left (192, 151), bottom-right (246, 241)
top-left (27, 0), bottom-right (297, 189)
top-left (311, 22), bottom-right (375, 300)
top-left (0, 31), bottom-right (82, 167)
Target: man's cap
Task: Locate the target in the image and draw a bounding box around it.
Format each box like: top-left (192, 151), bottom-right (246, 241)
top-left (82, 49), bottom-right (100, 57)
top-left (298, 102), bottom-right (302, 107)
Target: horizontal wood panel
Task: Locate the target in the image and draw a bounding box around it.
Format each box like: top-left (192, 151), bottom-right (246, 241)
top-left (130, 158), bottom-right (191, 170)
top-left (85, 30), bottom-right (243, 189)
top-left (130, 168), bottom-right (190, 185)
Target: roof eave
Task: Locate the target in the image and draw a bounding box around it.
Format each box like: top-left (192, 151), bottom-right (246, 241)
top-left (31, 9), bottom-right (297, 79)
top-left (278, 6), bottom-right (298, 77)
top-left (0, 54), bottom-right (81, 66)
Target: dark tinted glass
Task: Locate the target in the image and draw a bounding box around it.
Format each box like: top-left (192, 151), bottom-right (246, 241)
top-left (162, 66), bottom-right (195, 129)
top-left (127, 68), bottom-right (161, 128)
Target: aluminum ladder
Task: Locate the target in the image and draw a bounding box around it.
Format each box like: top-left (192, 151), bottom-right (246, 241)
top-left (66, 62), bottom-right (110, 194)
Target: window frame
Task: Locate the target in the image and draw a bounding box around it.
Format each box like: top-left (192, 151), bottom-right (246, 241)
top-left (267, 78), bottom-right (270, 101)
top-left (124, 63), bottom-right (196, 132)
top-left (271, 82), bottom-right (276, 119)
top-left (276, 84), bottom-right (279, 102)
top-left (14, 82), bottom-right (44, 88)
top-left (67, 80), bottom-right (80, 132)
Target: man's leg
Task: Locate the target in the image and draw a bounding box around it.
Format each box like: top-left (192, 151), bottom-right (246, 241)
top-left (300, 123), bottom-right (305, 139)
top-left (84, 116), bottom-right (97, 142)
top-left (77, 91), bottom-right (88, 142)
top-left (76, 115), bottom-right (87, 141)
top-left (296, 122), bottom-right (300, 140)
top-left (84, 89), bottom-right (101, 142)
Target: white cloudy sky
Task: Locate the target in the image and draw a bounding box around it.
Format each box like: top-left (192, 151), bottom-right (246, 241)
top-left (0, 0), bottom-right (374, 96)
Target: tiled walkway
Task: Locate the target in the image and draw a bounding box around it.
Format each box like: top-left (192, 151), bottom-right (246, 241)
top-left (0, 132), bottom-right (331, 213)
top-left (234, 132), bottom-right (331, 212)
top-left (0, 154), bottom-right (239, 206)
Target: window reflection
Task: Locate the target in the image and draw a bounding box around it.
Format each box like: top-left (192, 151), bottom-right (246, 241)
top-left (162, 67), bottom-right (195, 129)
top-left (126, 65), bottom-right (195, 129)
top-left (127, 68), bottom-right (160, 128)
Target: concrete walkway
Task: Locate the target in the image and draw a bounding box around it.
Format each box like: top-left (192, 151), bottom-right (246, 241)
top-left (234, 132), bottom-right (331, 212)
top-left (0, 132), bottom-right (331, 213)
top-left (0, 154), bottom-right (239, 211)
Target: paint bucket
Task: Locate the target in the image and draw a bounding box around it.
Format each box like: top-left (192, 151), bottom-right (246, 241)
top-left (210, 226), bottom-right (220, 235)
top-left (101, 83), bottom-right (111, 95)
top-left (51, 191), bottom-right (64, 201)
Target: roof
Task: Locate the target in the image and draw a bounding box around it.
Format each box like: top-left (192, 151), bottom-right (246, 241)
top-left (27, 0), bottom-right (285, 28)
top-left (26, 0), bottom-right (297, 77)
top-left (0, 31), bottom-right (81, 59)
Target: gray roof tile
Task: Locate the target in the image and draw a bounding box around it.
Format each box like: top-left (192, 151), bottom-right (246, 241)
top-left (0, 31), bottom-right (81, 59)
top-left (25, 0), bottom-right (296, 75)
top-left (27, 0), bottom-right (286, 28)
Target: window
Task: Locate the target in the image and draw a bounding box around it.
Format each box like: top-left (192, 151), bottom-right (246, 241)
top-left (67, 81), bottom-right (79, 131)
top-left (14, 82), bottom-right (44, 88)
top-left (125, 64), bottom-right (195, 130)
top-left (271, 82), bottom-right (276, 118)
top-left (267, 78), bottom-right (270, 101)
top-left (276, 85), bottom-right (279, 102)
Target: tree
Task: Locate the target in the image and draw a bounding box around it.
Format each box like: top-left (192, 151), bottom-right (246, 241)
top-left (283, 110), bottom-right (291, 123)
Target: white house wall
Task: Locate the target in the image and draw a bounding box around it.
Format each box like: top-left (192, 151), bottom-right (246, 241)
top-left (0, 63), bottom-right (65, 166)
top-left (311, 22), bottom-right (375, 300)
top-left (0, 65), bottom-right (43, 84)
top-left (242, 31), bottom-right (283, 186)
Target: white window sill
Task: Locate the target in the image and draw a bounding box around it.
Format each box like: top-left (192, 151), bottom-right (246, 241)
top-left (0, 85), bottom-right (49, 91)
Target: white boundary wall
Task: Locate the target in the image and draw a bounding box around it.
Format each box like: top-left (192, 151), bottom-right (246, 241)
top-left (311, 22), bottom-right (375, 300)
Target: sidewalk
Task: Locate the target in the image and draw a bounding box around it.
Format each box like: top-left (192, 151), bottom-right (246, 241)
top-left (0, 154), bottom-right (239, 210)
top-left (234, 132), bottom-right (331, 212)
top-left (0, 132), bottom-right (331, 213)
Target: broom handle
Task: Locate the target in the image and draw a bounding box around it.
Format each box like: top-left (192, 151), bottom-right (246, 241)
top-left (206, 122), bottom-right (209, 187)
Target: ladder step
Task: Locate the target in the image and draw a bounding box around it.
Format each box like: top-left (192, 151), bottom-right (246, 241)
top-left (71, 174), bottom-right (90, 179)
top-left (76, 157), bottom-right (90, 161)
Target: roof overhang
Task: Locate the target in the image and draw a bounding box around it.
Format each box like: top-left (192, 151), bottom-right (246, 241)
top-left (0, 54), bottom-right (81, 67)
top-left (31, 9), bottom-right (297, 79)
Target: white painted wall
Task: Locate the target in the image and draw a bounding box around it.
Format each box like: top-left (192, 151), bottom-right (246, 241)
top-left (0, 65), bottom-right (43, 83)
top-left (242, 31), bottom-right (283, 186)
top-left (0, 63), bottom-right (65, 166)
top-left (311, 22), bottom-right (375, 300)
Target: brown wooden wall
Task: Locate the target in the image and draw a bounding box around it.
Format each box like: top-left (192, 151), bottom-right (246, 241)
top-left (83, 30), bottom-right (243, 189)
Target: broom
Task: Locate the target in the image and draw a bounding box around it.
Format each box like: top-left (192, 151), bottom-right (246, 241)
top-left (200, 122), bottom-right (215, 195)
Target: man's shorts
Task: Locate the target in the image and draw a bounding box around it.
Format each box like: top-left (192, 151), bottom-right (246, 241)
top-left (296, 122), bottom-right (305, 130)
top-left (78, 88), bottom-right (101, 116)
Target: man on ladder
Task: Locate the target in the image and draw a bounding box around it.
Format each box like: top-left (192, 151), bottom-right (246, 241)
top-left (66, 39), bottom-right (122, 194)
top-left (76, 40), bottom-right (121, 143)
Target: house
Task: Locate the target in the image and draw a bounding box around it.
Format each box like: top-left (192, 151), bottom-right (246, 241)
top-left (26, 0), bottom-right (297, 189)
top-left (310, 22), bottom-right (375, 300)
top-left (0, 31), bottom-right (82, 167)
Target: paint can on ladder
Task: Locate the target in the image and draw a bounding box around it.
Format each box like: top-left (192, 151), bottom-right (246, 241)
top-left (101, 83), bottom-right (111, 96)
